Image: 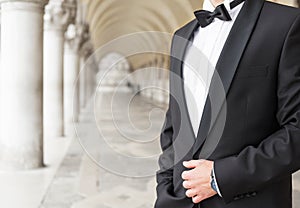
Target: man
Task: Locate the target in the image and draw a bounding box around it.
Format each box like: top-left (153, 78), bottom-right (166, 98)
top-left (155, 0), bottom-right (300, 207)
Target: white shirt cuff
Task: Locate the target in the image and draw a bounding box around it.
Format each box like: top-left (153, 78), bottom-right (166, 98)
top-left (212, 166), bottom-right (223, 197)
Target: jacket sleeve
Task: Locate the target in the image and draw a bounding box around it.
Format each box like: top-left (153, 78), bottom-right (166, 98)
top-left (214, 14), bottom-right (300, 203)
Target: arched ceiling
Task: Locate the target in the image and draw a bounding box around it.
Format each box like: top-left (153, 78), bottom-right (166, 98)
top-left (84, 0), bottom-right (202, 45)
top-left (79, 0), bottom-right (203, 69)
top-left (80, 0), bottom-right (297, 70)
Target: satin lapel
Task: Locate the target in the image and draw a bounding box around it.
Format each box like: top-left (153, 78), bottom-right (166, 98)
top-left (172, 19), bottom-right (199, 140)
top-left (192, 0), bottom-right (265, 156)
top-left (173, 20), bottom-right (199, 76)
top-left (170, 20), bottom-right (201, 195)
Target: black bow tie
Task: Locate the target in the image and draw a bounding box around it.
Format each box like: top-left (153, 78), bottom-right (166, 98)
top-left (194, 0), bottom-right (246, 28)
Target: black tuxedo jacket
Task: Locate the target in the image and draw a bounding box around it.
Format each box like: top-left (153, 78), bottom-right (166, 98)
top-left (155, 0), bottom-right (300, 208)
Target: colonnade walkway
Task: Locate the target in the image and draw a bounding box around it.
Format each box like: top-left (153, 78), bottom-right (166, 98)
top-left (1, 88), bottom-right (300, 208)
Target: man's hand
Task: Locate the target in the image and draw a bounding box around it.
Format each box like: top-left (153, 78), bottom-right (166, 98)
top-left (181, 160), bottom-right (217, 203)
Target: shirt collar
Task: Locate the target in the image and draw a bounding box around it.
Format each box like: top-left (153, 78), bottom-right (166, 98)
top-left (203, 0), bottom-right (243, 16)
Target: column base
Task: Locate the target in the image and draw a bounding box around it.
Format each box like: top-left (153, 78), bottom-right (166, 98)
top-left (0, 148), bottom-right (43, 171)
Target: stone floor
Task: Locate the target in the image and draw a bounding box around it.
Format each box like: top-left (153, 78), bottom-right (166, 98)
top-left (1, 89), bottom-right (300, 208)
top-left (0, 136), bottom-right (72, 208)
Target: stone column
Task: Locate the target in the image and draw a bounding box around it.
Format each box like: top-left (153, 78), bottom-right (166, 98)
top-left (0, 0), bottom-right (48, 170)
top-left (163, 60), bottom-right (170, 104)
top-left (79, 55), bottom-right (86, 110)
top-left (156, 56), bottom-right (166, 103)
top-left (43, 0), bottom-right (75, 138)
top-left (75, 23), bottom-right (89, 112)
top-left (88, 57), bottom-right (98, 100)
top-left (63, 24), bottom-right (82, 136)
top-left (141, 63), bottom-right (152, 98)
top-left (147, 64), bottom-right (154, 99)
top-left (150, 66), bottom-right (156, 100)
top-left (79, 41), bottom-right (93, 109)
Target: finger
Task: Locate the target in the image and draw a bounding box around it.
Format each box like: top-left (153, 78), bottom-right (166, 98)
top-left (183, 160), bottom-right (204, 168)
top-left (186, 189), bottom-right (197, 198)
top-left (181, 170), bottom-right (191, 180)
top-left (192, 195), bottom-right (204, 204)
top-left (182, 180), bottom-right (193, 189)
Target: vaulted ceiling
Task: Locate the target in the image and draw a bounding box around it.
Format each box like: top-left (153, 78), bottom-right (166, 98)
top-left (83, 0), bottom-right (202, 47)
top-left (80, 0), bottom-right (297, 70)
top-left (79, 0), bottom-right (202, 69)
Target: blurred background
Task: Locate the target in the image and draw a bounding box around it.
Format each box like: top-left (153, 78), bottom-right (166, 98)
top-left (0, 0), bottom-right (299, 208)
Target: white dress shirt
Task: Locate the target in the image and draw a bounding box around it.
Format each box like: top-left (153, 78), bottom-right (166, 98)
top-left (183, 0), bottom-right (244, 196)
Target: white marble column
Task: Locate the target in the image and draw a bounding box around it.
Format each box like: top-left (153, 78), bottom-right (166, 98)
top-left (0, 0), bottom-right (47, 170)
top-left (64, 24), bottom-right (81, 136)
top-left (79, 42), bottom-right (93, 109)
top-left (150, 66), bottom-right (156, 100)
top-left (141, 64), bottom-right (151, 98)
top-left (43, 0), bottom-right (75, 138)
top-left (85, 56), bottom-right (97, 105)
top-left (79, 55), bottom-right (86, 110)
top-left (163, 61), bottom-right (170, 104)
top-left (75, 24), bottom-right (90, 112)
top-left (147, 64), bottom-right (155, 99)
top-left (156, 56), bottom-right (167, 103)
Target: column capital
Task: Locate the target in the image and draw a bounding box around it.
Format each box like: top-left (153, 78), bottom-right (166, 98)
top-left (65, 23), bottom-right (89, 52)
top-left (0, 0), bottom-right (47, 3)
top-left (0, 0), bottom-right (48, 6)
top-left (76, 23), bottom-right (90, 43)
top-left (80, 41), bottom-right (94, 59)
top-left (44, 0), bottom-right (76, 31)
top-left (78, 24), bottom-right (93, 57)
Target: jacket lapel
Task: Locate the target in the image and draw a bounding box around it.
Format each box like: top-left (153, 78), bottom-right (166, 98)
top-left (169, 20), bottom-right (200, 166)
top-left (172, 19), bottom-right (200, 138)
top-left (192, 0), bottom-right (265, 156)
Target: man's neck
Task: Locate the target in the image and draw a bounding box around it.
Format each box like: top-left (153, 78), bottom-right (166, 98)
top-left (209, 0), bottom-right (225, 8)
